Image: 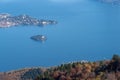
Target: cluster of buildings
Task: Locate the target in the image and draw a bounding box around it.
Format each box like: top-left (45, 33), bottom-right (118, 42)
top-left (0, 13), bottom-right (57, 28)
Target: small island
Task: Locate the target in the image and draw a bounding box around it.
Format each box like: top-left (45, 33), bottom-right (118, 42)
top-left (0, 13), bottom-right (57, 28)
top-left (30, 35), bottom-right (47, 42)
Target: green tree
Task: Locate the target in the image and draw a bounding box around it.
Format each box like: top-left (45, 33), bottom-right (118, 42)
top-left (112, 54), bottom-right (120, 61)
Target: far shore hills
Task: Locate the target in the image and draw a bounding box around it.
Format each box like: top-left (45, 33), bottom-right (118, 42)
top-left (0, 54), bottom-right (120, 80)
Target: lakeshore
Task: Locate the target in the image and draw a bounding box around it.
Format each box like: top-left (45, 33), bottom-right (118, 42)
top-left (0, 55), bottom-right (120, 80)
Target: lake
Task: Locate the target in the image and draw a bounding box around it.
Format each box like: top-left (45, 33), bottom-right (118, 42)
top-left (0, 0), bottom-right (120, 72)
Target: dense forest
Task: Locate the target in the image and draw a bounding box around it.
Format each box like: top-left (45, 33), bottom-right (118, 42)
top-left (32, 54), bottom-right (120, 80)
top-left (18, 55), bottom-right (120, 80)
top-left (1, 54), bottom-right (120, 80)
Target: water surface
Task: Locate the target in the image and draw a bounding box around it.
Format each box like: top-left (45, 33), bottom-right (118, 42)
top-left (0, 0), bottom-right (120, 71)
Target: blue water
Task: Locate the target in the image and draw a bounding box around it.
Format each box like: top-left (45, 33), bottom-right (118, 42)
top-left (0, 0), bottom-right (120, 71)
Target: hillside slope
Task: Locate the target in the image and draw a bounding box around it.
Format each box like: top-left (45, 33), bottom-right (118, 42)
top-left (0, 54), bottom-right (120, 80)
